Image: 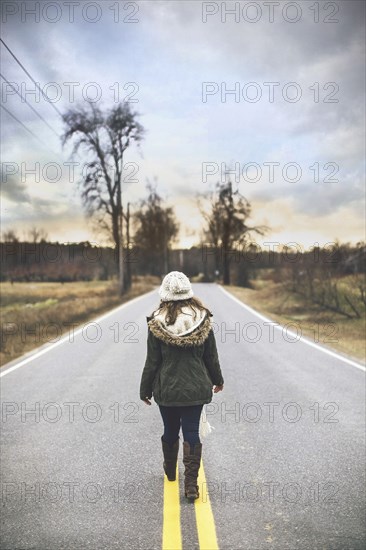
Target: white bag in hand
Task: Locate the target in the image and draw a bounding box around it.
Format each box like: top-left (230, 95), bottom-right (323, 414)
top-left (199, 404), bottom-right (215, 439)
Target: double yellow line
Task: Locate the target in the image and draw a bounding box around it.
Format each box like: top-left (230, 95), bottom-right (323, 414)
top-left (162, 463), bottom-right (182, 550)
top-left (162, 459), bottom-right (219, 550)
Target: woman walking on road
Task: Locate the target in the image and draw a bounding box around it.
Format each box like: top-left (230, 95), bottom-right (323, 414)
top-left (140, 271), bottom-right (224, 501)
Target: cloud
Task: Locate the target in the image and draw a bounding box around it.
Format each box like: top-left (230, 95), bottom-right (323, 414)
top-left (1, 172), bottom-right (31, 203)
top-left (1, 0), bottom-right (364, 246)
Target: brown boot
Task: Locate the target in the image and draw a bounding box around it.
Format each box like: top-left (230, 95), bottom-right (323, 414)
top-left (183, 441), bottom-right (202, 501)
top-left (161, 436), bottom-right (179, 481)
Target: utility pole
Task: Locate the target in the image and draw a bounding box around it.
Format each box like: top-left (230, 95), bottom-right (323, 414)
top-left (126, 201), bottom-right (131, 290)
top-left (117, 161), bottom-right (124, 297)
top-left (163, 212), bottom-right (168, 275)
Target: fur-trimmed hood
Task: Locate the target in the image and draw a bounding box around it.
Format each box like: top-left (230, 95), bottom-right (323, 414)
top-left (140, 304), bottom-right (224, 406)
top-left (146, 305), bottom-right (213, 347)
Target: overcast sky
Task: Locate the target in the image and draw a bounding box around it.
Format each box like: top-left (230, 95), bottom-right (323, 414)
top-left (1, 0), bottom-right (365, 249)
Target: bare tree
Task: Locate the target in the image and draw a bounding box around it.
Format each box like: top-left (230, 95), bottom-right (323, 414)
top-left (1, 229), bottom-right (19, 242)
top-left (28, 226), bottom-right (48, 243)
top-left (133, 180), bottom-right (179, 276)
top-left (197, 180), bottom-right (269, 285)
top-left (61, 100), bottom-right (144, 295)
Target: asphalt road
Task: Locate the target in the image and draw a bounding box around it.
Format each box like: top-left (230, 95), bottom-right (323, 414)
top-left (1, 283), bottom-right (365, 550)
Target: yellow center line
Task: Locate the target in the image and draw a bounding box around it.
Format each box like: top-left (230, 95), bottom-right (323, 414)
top-left (194, 459), bottom-right (219, 550)
top-left (162, 459), bottom-right (219, 550)
top-left (162, 463), bottom-right (182, 550)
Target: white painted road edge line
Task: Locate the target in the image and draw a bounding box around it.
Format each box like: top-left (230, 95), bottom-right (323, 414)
top-left (0, 288), bottom-right (158, 378)
top-left (218, 284), bottom-right (366, 373)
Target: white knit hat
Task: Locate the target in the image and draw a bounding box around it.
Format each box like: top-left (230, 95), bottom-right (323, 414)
top-left (159, 271), bottom-right (194, 302)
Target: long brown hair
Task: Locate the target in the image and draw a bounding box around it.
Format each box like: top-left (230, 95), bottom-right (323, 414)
top-left (150, 296), bottom-right (213, 326)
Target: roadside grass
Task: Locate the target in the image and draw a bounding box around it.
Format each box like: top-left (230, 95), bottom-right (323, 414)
top-left (222, 274), bottom-right (366, 363)
top-left (0, 275), bottom-right (160, 367)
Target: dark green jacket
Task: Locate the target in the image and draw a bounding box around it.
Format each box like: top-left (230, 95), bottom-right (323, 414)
top-left (139, 312), bottom-right (224, 406)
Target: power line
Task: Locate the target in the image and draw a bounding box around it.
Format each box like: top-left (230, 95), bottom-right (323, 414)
top-left (0, 38), bottom-right (63, 118)
top-left (1, 104), bottom-right (42, 142)
top-left (0, 72), bottom-right (60, 138)
top-left (1, 104), bottom-right (61, 157)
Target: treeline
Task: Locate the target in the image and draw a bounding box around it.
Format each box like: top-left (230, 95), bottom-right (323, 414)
top-left (0, 240), bottom-right (198, 282)
top-left (1, 239), bottom-right (364, 284)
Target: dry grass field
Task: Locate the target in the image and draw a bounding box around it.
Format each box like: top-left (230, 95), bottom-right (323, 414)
top-left (0, 275), bottom-right (160, 367)
top-left (223, 274), bottom-right (365, 363)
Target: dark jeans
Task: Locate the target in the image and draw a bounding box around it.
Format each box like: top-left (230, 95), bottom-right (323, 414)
top-left (159, 404), bottom-right (203, 447)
